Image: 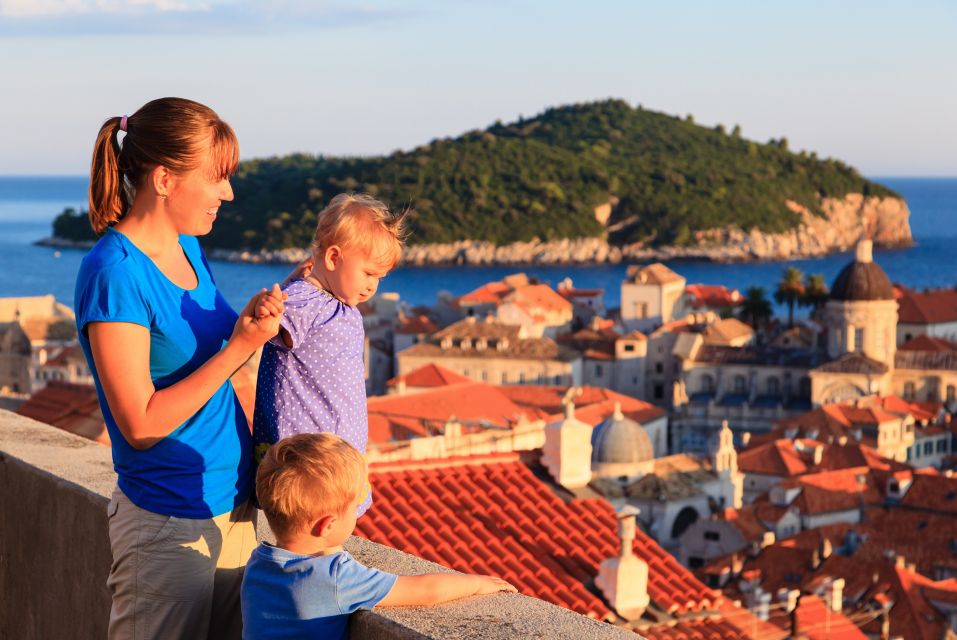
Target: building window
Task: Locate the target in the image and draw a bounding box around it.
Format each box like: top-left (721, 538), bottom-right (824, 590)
top-left (700, 375), bottom-right (715, 394)
top-left (655, 362), bottom-right (664, 374)
top-left (519, 372), bottom-right (526, 384)
top-left (654, 384), bottom-right (664, 399)
top-left (624, 344), bottom-right (635, 352)
top-left (947, 385), bottom-right (956, 404)
top-left (937, 439), bottom-right (948, 453)
top-left (704, 531), bottom-right (721, 542)
top-left (501, 372), bottom-right (508, 384)
top-left (554, 375), bottom-right (562, 384)
top-left (767, 377), bottom-right (780, 395)
top-left (463, 368), bottom-right (469, 377)
top-left (734, 375), bottom-right (747, 394)
top-left (924, 441), bottom-right (933, 456)
top-left (689, 557), bottom-right (704, 569)
top-left (904, 382), bottom-right (916, 401)
top-left (481, 371), bottom-right (488, 382)
top-left (595, 365), bottom-right (603, 378)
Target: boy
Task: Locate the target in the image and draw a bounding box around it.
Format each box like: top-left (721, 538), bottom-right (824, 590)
top-left (242, 433), bottom-right (515, 639)
top-left (253, 193), bottom-right (405, 515)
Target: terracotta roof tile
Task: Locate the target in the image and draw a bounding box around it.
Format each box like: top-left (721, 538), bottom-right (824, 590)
top-left (898, 334), bottom-right (957, 352)
top-left (15, 381), bottom-right (108, 444)
top-left (356, 454), bottom-right (720, 619)
top-left (386, 363), bottom-right (472, 389)
top-left (395, 314), bottom-right (439, 335)
top-left (896, 286), bottom-right (957, 325)
top-left (684, 284), bottom-right (743, 310)
top-left (899, 473), bottom-right (957, 515)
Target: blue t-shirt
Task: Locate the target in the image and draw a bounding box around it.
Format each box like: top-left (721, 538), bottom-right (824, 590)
top-left (74, 227), bottom-right (253, 518)
top-left (241, 544), bottom-right (397, 640)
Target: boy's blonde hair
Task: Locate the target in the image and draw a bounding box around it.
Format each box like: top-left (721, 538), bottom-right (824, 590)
top-left (256, 433), bottom-right (366, 538)
top-left (312, 193), bottom-right (407, 270)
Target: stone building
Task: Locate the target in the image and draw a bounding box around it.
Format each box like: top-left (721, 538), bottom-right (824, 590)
top-left (620, 263), bottom-right (686, 333)
top-left (396, 316), bottom-right (581, 387)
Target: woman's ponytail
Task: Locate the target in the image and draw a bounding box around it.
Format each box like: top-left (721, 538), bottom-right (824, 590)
top-left (88, 117), bottom-right (128, 235)
top-left (86, 99), bottom-right (239, 236)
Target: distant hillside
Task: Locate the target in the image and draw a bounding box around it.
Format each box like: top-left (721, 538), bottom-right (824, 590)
top-left (52, 99), bottom-right (900, 254)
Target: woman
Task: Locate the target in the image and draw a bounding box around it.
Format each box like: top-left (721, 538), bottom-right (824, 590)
top-left (75, 97), bottom-right (288, 639)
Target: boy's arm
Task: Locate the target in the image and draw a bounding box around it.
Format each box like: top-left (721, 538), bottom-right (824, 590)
top-left (377, 573), bottom-right (515, 608)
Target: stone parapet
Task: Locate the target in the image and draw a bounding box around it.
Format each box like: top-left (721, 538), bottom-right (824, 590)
top-left (0, 409), bottom-right (635, 639)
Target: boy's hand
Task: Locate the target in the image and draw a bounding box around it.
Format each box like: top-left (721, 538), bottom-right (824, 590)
top-left (256, 283), bottom-right (287, 318)
top-left (473, 575), bottom-right (517, 596)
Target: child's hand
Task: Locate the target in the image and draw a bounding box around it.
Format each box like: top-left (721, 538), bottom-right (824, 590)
top-left (472, 575), bottom-right (517, 596)
top-left (282, 258), bottom-right (313, 286)
top-left (256, 283), bottom-right (287, 318)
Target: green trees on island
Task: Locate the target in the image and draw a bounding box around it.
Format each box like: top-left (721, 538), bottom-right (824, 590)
top-left (51, 99), bottom-right (897, 252)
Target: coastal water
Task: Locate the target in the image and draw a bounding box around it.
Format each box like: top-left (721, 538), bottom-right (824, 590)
top-left (1, 176), bottom-right (955, 314)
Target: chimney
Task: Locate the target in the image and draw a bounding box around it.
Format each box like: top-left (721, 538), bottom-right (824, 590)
top-left (828, 577), bottom-right (845, 612)
top-left (741, 431), bottom-right (751, 447)
top-left (541, 394), bottom-right (593, 489)
top-left (595, 506), bottom-right (650, 620)
top-left (820, 536), bottom-right (833, 561)
top-left (856, 239), bottom-right (873, 263)
top-left (812, 445), bottom-right (824, 465)
top-left (396, 378), bottom-right (407, 395)
top-left (895, 554), bottom-right (906, 569)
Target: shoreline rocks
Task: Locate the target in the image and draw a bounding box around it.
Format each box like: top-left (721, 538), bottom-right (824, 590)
top-left (39, 194), bottom-right (913, 267)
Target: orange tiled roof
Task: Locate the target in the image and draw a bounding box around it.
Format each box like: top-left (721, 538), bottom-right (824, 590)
top-left (506, 283), bottom-right (572, 314)
top-left (779, 467), bottom-right (884, 515)
top-left (738, 440), bottom-right (811, 477)
top-left (898, 334), bottom-right (957, 352)
top-left (15, 381), bottom-right (107, 444)
top-left (395, 314), bottom-right (439, 335)
top-left (458, 281), bottom-right (512, 306)
top-left (356, 453), bottom-right (722, 619)
top-left (386, 363), bottom-right (472, 389)
top-left (898, 473), bottom-right (957, 515)
top-left (498, 385), bottom-right (666, 425)
top-left (779, 593), bottom-right (866, 640)
top-left (367, 382), bottom-right (527, 443)
top-left (626, 263), bottom-right (684, 285)
top-left (639, 600), bottom-right (785, 639)
top-left (896, 286), bottom-right (957, 325)
top-left (685, 284), bottom-right (743, 309)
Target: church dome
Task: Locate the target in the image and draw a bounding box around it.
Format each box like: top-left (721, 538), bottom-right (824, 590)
top-left (591, 403), bottom-right (654, 466)
top-left (829, 240), bottom-right (894, 302)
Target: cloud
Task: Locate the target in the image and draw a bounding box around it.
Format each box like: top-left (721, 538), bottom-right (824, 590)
top-left (0, 0), bottom-right (417, 35)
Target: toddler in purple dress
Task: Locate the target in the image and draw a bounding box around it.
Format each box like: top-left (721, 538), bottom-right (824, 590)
top-left (253, 193), bottom-right (406, 516)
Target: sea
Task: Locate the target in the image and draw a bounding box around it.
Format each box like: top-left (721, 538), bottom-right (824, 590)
top-left (1, 176), bottom-right (955, 315)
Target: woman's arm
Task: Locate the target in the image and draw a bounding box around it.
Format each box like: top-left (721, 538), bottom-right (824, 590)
top-left (89, 287), bottom-right (283, 450)
top-left (377, 573), bottom-right (515, 608)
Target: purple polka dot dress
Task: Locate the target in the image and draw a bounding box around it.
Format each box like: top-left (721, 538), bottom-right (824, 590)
top-left (254, 279), bottom-right (372, 515)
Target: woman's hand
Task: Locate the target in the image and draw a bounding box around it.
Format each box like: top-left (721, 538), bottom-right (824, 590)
top-left (282, 258), bottom-right (313, 286)
top-left (232, 284), bottom-right (286, 351)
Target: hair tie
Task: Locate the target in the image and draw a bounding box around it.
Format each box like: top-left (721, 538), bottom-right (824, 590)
top-left (119, 115), bottom-right (128, 132)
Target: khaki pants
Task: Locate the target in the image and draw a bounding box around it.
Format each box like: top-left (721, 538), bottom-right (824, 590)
top-left (106, 487), bottom-right (257, 640)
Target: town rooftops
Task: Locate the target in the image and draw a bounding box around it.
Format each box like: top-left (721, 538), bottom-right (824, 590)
top-left (355, 452), bottom-right (722, 621)
top-left (625, 262), bottom-right (685, 285)
top-left (15, 381), bottom-right (107, 444)
top-left (896, 285), bottom-right (957, 325)
top-left (898, 334), bottom-right (957, 352)
top-left (684, 284), bottom-right (743, 310)
top-left (386, 363), bottom-right (472, 390)
top-left (394, 314), bottom-right (439, 335)
top-left (813, 352), bottom-right (889, 375)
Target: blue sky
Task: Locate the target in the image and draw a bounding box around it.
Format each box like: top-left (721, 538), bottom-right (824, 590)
top-left (1, 0), bottom-right (954, 176)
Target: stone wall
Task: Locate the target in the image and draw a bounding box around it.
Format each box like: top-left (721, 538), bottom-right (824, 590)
top-left (0, 410), bottom-right (635, 640)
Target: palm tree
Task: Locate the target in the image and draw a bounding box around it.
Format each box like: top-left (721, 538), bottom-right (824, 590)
top-left (739, 286), bottom-right (773, 330)
top-left (802, 273), bottom-right (830, 319)
top-left (774, 267), bottom-right (805, 327)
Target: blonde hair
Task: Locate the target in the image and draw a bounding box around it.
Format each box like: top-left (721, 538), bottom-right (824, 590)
top-left (256, 433), bottom-right (366, 538)
top-left (312, 193), bottom-right (407, 270)
top-left (88, 97), bottom-right (239, 235)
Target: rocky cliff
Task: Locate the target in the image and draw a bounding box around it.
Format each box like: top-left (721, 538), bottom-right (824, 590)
top-left (204, 194), bottom-right (911, 266)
